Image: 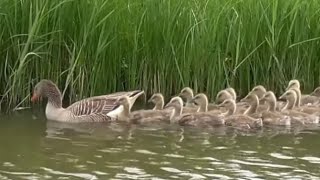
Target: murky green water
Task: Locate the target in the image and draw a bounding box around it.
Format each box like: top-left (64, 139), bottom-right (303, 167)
top-left (1, 110), bottom-right (320, 179)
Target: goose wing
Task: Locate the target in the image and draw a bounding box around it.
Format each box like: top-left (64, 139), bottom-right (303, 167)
top-left (67, 90), bottom-right (143, 117)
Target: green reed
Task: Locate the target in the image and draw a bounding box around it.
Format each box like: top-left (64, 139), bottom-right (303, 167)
top-left (1, 0), bottom-right (320, 109)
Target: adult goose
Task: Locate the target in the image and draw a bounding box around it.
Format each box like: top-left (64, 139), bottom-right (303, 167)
top-left (31, 79), bottom-right (144, 123)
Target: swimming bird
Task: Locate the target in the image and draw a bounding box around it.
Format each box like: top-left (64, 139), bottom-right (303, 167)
top-left (108, 96), bottom-right (172, 124)
top-left (164, 97), bottom-right (225, 127)
top-left (243, 92), bottom-right (291, 126)
top-left (31, 79), bottom-right (144, 123)
top-left (148, 93), bottom-right (165, 110)
top-left (218, 99), bottom-right (263, 129)
top-left (279, 89), bottom-right (319, 124)
top-left (286, 79), bottom-right (320, 106)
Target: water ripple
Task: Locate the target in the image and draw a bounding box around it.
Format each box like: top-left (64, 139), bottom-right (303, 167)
top-left (40, 167), bottom-right (97, 180)
top-left (269, 153), bottom-right (295, 160)
top-left (228, 159), bottom-right (294, 169)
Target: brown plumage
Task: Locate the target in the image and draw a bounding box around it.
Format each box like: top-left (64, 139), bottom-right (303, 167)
top-left (191, 93), bottom-right (221, 113)
top-left (31, 79), bottom-right (144, 123)
top-left (148, 93), bottom-right (165, 110)
top-left (286, 79), bottom-right (320, 106)
top-left (216, 89), bottom-right (247, 114)
top-left (165, 96), bottom-right (225, 127)
top-left (110, 96), bottom-right (172, 124)
top-left (218, 99), bottom-right (263, 129)
top-left (279, 89), bottom-right (319, 124)
top-left (243, 92), bottom-right (291, 126)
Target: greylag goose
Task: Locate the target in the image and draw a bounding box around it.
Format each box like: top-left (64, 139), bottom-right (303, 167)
top-left (148, 93), bottom-right (165, 110)
top-left (191, 93), bottom-right (220, 113)
top-left (225, 87), bottom-right (237, 100)
top-left (310, 86), bottom-right (320, 97)
top-left (108, 96), bottom-right (172, 123)
top-left (291, 88), bottom-right (320, 117)
top-left (178, 87), bottom-right (200, 113)
top-left (279, 89), bottom-right (319, 124)
top-left (216, 89), bottom-right (247, 114)
top-left (242, 92), bottom-right (291, 126)
top-left (179, 87), bottom-right (198, 107)
top-left (31, 79), bottom-right (144, 123)
top-left (218, 99), bottom-right (263, 129)
top-left (286, 79), bottom-right (319, 106)
top-left (165, 97), bottom-right (225, 127)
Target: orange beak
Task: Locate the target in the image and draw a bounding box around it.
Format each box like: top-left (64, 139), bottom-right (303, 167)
top-left (31, 93), bottom-right (39, 103)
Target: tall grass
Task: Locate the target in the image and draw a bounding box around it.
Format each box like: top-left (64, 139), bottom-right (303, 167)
top-left (1, 0), bottom-right (320, 109)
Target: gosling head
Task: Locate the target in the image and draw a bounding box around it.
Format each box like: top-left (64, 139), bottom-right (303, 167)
top-left (261, 91), bottom-right (276, 103)
top-left (311, 86), bottom-right (320, 97)
top-left (250, 85), bottom-right (267, 99)
top-left (286, 79), bottom-right (300, 91)
top-left (218, 99), bottom-right (236, 109)
top-left (165, 96), bottom-right (184, 109)
top-left (148, 93), bottom-right (164, 104)
top-left (191, 93), bottom-right (208, 106)
top-left (216, 90), bottom-right (233, 104)
top-left (240, 92), bottom-right (259, 104)
top-left (179, 87), bottom-right (194, 100)
top-left (279, 89), bottom-right (297, 101)
top-left (114, 96), bottom-right (130, 106)
top-left (225, 87), bottom-right (237, 100)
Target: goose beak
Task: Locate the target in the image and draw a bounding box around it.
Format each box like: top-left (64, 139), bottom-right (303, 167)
top-left (147, 98), bottom-right (153, 103)
top-left (31, 93), bottom-right (39, 103)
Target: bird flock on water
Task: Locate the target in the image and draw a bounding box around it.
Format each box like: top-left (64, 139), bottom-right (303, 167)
top-left (31, 79), bottom-right (320, 131)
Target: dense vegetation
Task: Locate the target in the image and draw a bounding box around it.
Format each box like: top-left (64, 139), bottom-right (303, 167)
top-left (1, 0), bottom-right (320, 109)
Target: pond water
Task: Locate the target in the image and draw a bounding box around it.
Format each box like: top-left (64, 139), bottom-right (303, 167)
top-left (0, 110), bottom-right (320, 179)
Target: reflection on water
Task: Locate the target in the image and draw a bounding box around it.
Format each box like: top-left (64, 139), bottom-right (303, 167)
top-left (0, 110), bottom-right (320, 179)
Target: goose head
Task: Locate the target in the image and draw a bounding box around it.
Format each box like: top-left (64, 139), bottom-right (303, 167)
top-left (31, 79), bottom-right (61, 102)
top-left (148, 93), bottom-right (164, 110)
top-left (216, 90), bottom-right (233, 104)
top-left (286, 79), bottom-right (300, 91)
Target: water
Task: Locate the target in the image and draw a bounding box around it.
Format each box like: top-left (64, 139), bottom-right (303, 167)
top-left (1, 110), bottom-right (320, 179)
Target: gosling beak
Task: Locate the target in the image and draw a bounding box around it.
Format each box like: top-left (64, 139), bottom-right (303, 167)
top-left (164, 102), bottom-right (174, 109)
top-left (279, 94), bottom-right (286, 100)
top-left (217, 103), bottom-right (224, 108)
top-left (114, 100), bottom-right (120, 105)
top-left (240, 98), bottom-right (246, 102)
